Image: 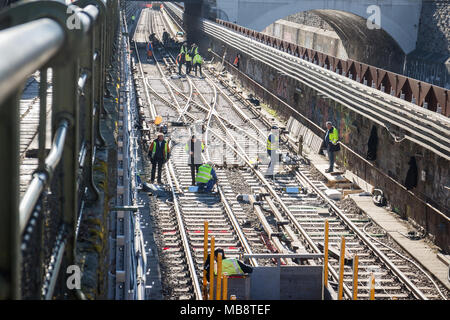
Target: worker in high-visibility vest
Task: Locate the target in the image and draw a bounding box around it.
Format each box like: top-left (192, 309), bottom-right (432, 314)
top-left (266, 125), bottom-right (279, 177)
top-left (185, 135), bottom-right (205, 185)
top-left (148, 132), bottom-right (170, 184)
top-left (324, 121), bottom-right (340, 173)
top-left (180, 42), bottom-right (188, 55)
top-left (204, 249), bottom-right (253, 281)
top-left (195, 161), bottom-right (217, 193)
top-left (190, 43), bottom-right (199, 56)
top-left (185, 51), bottom-right (192, 75)
top-left (193, 53), bottom-right (204, 78)
top-left (176, 52), bottom-right (185, 76)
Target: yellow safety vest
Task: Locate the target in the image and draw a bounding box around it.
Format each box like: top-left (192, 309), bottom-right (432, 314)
top-left (151, 140), bottom-right (168, 160)
top-left (185, 142), bottom-right (204, 152)
top-left (214, 259), bottom-right (245, 276)
top-left (267, 134), bottom-right (278, 151)
top-left (328, 127), bottom-right (339, 144)
top-left (195, 164), bottom-right (212, 183)
top-left (185, 53), bottom-right (192, 62)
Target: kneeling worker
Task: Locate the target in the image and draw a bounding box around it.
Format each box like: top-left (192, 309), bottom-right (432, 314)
top-left (204, 249), bottom-right (253, 280)
top-left (195, 161), bottom-right (217, 193)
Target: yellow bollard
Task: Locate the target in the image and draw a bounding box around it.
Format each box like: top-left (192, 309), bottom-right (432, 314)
top-left (216, 253), bottom-right (223, 300)
top-left (338, 236), bottom-right (345, 300)
top-left (370, 274), bottom-right (375, 300)
top-left (353, 255), bottom-right (358, 300)
top-left (230, 295), bottom-right (236, 300)
top-left (323, 219), bottom-right (329, 287)
top-left (209, 236), bottom-right (215, 300)
top-left (222, 275), bottom-right (228, 300)
top-left (203, 221), bottom-right (209, 300)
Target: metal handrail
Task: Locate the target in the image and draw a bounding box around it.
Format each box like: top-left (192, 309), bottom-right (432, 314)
top-left (19, 119), bottom-right (69, 233)
top-left (0, 18), bottom-right (64, 105)
top-left (0, 0), bottom-right (119, 299)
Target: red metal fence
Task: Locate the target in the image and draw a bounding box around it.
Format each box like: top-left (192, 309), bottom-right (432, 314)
top-left (216, 19), bottom-right (449, 117)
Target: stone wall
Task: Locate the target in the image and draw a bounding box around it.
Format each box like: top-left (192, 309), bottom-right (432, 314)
top-left (208, 37), bottom-right (450, 251)
top-left (284, 10), bottom-right (333, 31)
top-left (406, 0), bottom-right (450, 88)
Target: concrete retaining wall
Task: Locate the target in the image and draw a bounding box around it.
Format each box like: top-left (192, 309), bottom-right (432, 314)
top-left (263, 19), bottom-right (348, 60)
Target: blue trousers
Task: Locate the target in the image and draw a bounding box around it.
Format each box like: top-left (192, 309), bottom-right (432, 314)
top-left (328, 149), bottom-right (335, 170)
top-left (198, 179), bottom-right (216, 193)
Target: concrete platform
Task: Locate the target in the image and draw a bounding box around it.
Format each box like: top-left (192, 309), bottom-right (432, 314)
top-left (349, 193), bottom-right (450, 292)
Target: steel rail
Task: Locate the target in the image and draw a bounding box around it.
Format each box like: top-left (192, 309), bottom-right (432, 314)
top-left (217, 186), bottom-right (258, 267)
top-left (162, 4), bottom-right (355, 299)
top-left (163, 5), bottom-right (441, 299)
top-left (164, 161), bottom-right (203, 299)
top-left (207, 126), bottom-right (352, 299)
top-left (154, 7), bottom-right (263, 269)
top-left (201, 23), bottom-right (450, 160)
top-left (293, 170), bottom-right (428, 300)
top-left (162, 6), bottom-right (353, 297)
top-left (133, 26), bottom-right (157, 119)
top-left (166, 81), bottom-right (262, 143)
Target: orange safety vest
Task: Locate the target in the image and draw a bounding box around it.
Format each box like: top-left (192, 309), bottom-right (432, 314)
top-left (233, 56), bottom-right (239, 65)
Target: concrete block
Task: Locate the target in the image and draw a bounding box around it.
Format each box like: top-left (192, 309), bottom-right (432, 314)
top-left (280, 266), bottom-right (323, 300)
top-left (324, 189), bottom-right (342, 200)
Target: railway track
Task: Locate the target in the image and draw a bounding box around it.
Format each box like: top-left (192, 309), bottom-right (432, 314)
top-left (131, 6), bottom-right (449, 300)
top-left (19, 70), bottom-right (52, 196)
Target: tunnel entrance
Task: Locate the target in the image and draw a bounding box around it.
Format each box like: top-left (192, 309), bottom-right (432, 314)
top-left (261, 9), bottom-right (405, 74)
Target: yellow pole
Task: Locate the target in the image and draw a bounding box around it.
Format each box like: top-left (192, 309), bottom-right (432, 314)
top-left (209, 236), bottom-right (215, 300)
top-left (323, 219), bottom-right (329, 287)
top-left (370, 274), bottom-right (375, 300)
top-left (353, 254), bottom-right (358, 300)
top-left (338, 236), bottom-right (345, 300)
top-left (203, 221), bottom-right (209, 300)
top-left (222, 275), bottom-right (228, 300)
top-left (216, 253), bottom-right (223, 300)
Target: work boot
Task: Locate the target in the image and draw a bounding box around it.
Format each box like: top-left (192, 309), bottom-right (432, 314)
top-left (325, 168), bottom-right (333, 173)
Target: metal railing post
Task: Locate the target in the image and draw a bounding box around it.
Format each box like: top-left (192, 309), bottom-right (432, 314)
top-left (0, 89), bottom-right (21, 300)
top-left (52, 59), bottom-right (80, 278)
top-left (79, 9), bottom-right (99, 201)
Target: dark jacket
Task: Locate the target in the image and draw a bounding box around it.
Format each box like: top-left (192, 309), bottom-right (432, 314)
top-left (148, 139), bottom-right (170, 162)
